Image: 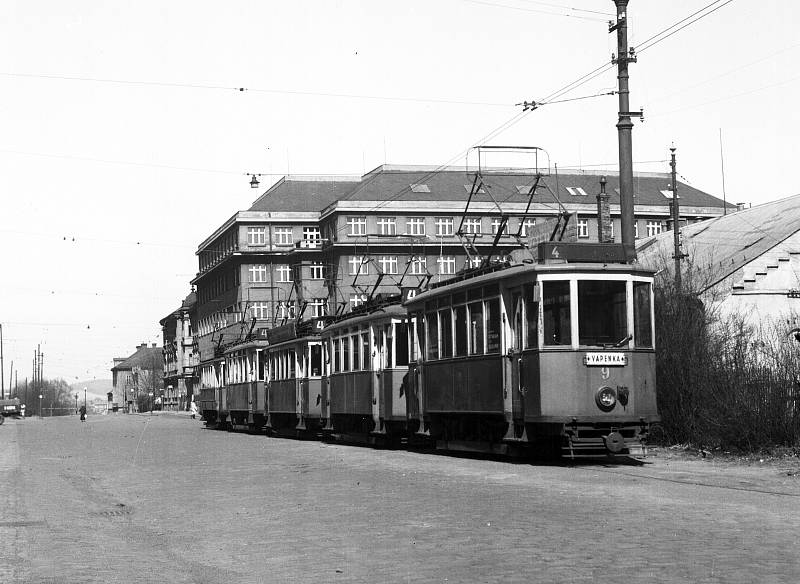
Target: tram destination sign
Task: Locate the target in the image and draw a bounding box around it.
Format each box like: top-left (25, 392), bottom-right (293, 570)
top-left (583, 352), bottom-right (627, 366)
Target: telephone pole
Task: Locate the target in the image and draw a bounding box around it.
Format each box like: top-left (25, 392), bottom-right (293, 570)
top-left (0, 323), bottom-right (4, 399)
top-left (611, 0), bottom-right (642, 262)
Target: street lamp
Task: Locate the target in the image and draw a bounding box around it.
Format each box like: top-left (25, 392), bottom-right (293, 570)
top-left (74, 393), bottom-right (78, 414)
top-left (84, 387), bottom-right (87, 410)
top-left (39, 394), bottom-right (43, 418)
top-left (148, 392), bottom-right (154, 416)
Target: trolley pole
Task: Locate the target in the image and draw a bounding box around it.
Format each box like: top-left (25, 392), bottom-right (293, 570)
top-left (670, 146), bottom-right (683, 292)
top-left (1, 323), bottom-right (4, 399)
top-left (611, 0), bottom-right (642, 262)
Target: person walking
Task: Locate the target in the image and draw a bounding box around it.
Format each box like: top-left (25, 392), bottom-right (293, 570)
top-left (79, 404), bottom-right (86, 422)
top-left (189, 399), bottom-right (198, 420)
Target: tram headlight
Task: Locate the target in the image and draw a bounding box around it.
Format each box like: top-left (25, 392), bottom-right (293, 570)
top-left (595, 386), bottom-right (617, 412)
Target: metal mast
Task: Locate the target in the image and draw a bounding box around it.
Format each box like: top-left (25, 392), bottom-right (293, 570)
top-left (611, 0), bottom-right (641, 262)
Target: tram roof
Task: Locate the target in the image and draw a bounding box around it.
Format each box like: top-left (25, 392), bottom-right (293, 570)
top-left (322, 302), bottom-right (407, 334)
top-left (405, 261), bottom-right (655, 308)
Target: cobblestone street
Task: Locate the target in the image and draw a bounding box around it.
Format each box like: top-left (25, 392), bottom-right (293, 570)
top-left (1, 413), bottom-right (799, 583)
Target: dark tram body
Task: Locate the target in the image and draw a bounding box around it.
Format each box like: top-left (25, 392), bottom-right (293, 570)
top-left (200, 247), bottom-right (659, 458)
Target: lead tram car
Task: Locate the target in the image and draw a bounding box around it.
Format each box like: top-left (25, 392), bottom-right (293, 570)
top-left (405, 241), bottom-right (659, 458)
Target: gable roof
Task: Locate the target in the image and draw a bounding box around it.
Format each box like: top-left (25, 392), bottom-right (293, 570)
top-left (636, 193), bottom-right (800, 291)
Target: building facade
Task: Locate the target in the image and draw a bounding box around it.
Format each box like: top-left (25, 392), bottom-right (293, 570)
top-left (160, 291), bottom-right (199, 411)
top-left (110, 343), bottom-right (165, 412)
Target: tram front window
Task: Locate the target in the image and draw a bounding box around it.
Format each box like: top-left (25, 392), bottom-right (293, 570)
top-left (543, 281), bottom-right (571, 346)
top-left (310, 344), bottom-right (322, 377)
top-left (633, 281), bottom-right (653, 348)
top-left (578, 280), bottom-right (627, 347)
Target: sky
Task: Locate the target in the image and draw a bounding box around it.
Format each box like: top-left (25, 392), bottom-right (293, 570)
top-left (1, 0), bottom-right (798, 387)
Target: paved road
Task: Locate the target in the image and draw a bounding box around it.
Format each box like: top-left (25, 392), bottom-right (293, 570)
top-left (1, 413), bottom-right (799, 583)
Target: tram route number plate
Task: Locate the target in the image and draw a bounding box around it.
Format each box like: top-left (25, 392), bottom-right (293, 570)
top-left (583, 352), bottom-right (627, 366)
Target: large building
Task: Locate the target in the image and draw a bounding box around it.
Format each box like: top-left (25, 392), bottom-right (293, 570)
top-left (160, 290), bottom-right (198, 411)
top-left (111, 342), bottom-right (164, 412)
top-left (187, 164), bottom-right (730, 401)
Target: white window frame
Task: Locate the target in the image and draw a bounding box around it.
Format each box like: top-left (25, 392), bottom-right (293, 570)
top-left (646, 220), bottom-right (663, 237)
top-left (276, 264), bottom-right (292, 283)
top-left (309, 261), bottom-right (324, 280)
top-left (491, 217), bottom-right (506, 235)
top-left (377, 217), bottom-right (396, 236)
top-left (309, 298), bottom-right (327, 318)
top-left (249, 264), bottom-right (267, 283)
top-left (274, 227), bottom-right (293, 245)
top-left (577, 218), bottom-right (589, 238)
top-left (435, 217), bottom-right (454, 237)
top-left (251, 301), bottom-right (269, 320)
top-left (410, 256), bottom-right (427, 275)
top-left (347, 216), bottom-right (367, 236)
top-left (520, 218), bottom-right (536, 237)
top-left (437, 256), bottom-right (456, 275)
top-left (462, 217), bottom-right (482, 235)
top-left (378, 255), bottom-right (399, 275)
top-left (350, 293), bottom-right (367, 309)
top-left (349, 256), bottom-right (368, 276)
top-left (247, 226), bottom-right (266, 246)
top-left (406, 217), bottom-right (425, 236)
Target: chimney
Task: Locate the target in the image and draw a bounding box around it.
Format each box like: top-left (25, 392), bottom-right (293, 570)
top-left (596, 176), bottom-right (613, 243)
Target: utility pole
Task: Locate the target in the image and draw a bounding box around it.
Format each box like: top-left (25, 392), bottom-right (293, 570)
top-left (611, 0), bottom-right (642, 262)
top-left (1, 323), bottom-right (4, 399)
top-left (8, 361), bottom-right (13, 398)
top-left (670, 146), bottom-right (685, 292)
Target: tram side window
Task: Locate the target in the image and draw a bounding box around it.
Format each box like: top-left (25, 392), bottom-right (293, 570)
top-left (310, 344), bottom-right (322, 377)
top-left (486, 298), bottom-right (501, 353)
top-left (352, 332), bottom-right (361, 371)
top-left (454, 305), bottom-right (467, 356)
top-left (469, 302), bottom-right (484, 354)
top-left (395, 322), bottom-right (410, 367)
top-left (633, 281), bottom-right (653, 348)
top-left (524, 284), bottom-right (538, 349)
top-left (439, 309), bottom-right (453, 358)
top-left (333, 339), bottom-right (341, 373)
top-left (578, 280), bottom-right (627, 346)
top-left (426, 312), bottom-right (439, 360)
top-left (543, 281), bottom-right (571, 346)
top-left (342, 335), bottom-right (351, 371)
top-left (384, 325), bottom-right (393, 368)
top-left (362, 333), bottom-right (370, 370)
top-left (288, 349), bottom-right (296, 379)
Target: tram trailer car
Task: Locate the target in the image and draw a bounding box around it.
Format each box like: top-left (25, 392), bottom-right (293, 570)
top-left (405, 245), bottom-right (659, 457)
top-left (264, 320), bottom-right (326, 436)
top-left (320, 303), bottom-right (411, 444)
top-left (224, 341), bottom-right (268, 432)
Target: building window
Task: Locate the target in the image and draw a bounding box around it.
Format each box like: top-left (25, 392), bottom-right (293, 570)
top-left (634, 222), bottom-right (639, 239)
top-left (466, 256), bottom-right (483, 269)
top-left (462, 217), bottom-right (482, 235)
top-left (247, 227), bottom-right (266, 245)
top-left (435, 217), bottom-right (454, 237)
top-left (410, 256), bottom-right (427, 275)
top-left (406, 217), bottom-right (425, 236)
top-left (377, 217), bottom-right (396, 235)
top-left (274, 227), bottom-right (293, 245)
top-left (251, 301), bottom-right (269, 320)
top-left (349, 256), bottom-right (368, 276)
top-left (520, 218), bottom-right (536, 237)
top-left (302, 227), bottom-right (321, 247)
top-left (249, 264), bottom-right (267, 283)
top-left (491, 217), bottom-right (506, 235)
top-left (378, 255), bottom-right (398, 274)
top-left (437, 256), bottom-right (456, 275)
top-left (309, 299), bottom-right (327, 318)
top-left (309, 262), bottom-right (324, 280)
top-left (347, 216), bottom-right (367, 236)
top-left (646, 221), bottom-right (663, 237)
top-left (350, 293), bottom-right (367, 309)
top-left (276, 264), bottom-right (292, 283)
top-left (577, 219), bottom-right (589, 238)
top-left (566, 186), bottom-right (588, 196)
top-left (277, 301), bottom-right (296, 320)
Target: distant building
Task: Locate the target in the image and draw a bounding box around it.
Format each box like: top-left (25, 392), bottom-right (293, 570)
top-left (186, 164), bottom-right (729, 407)
top-left (637, 193), bottom-right (800, 335)
top-left (160, 290), bottom-right (199, 411)
top-left (110, 343), bottom-right (164, 412)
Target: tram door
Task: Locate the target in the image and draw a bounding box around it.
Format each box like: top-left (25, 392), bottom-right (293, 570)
top-left (511, 292), bottom-right (525, 420)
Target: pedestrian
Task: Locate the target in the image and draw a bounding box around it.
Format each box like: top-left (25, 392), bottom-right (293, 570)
top-left (79, 404), bottom-right (87, 422)
top-left (190, 400), bottom-right (198, 420)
